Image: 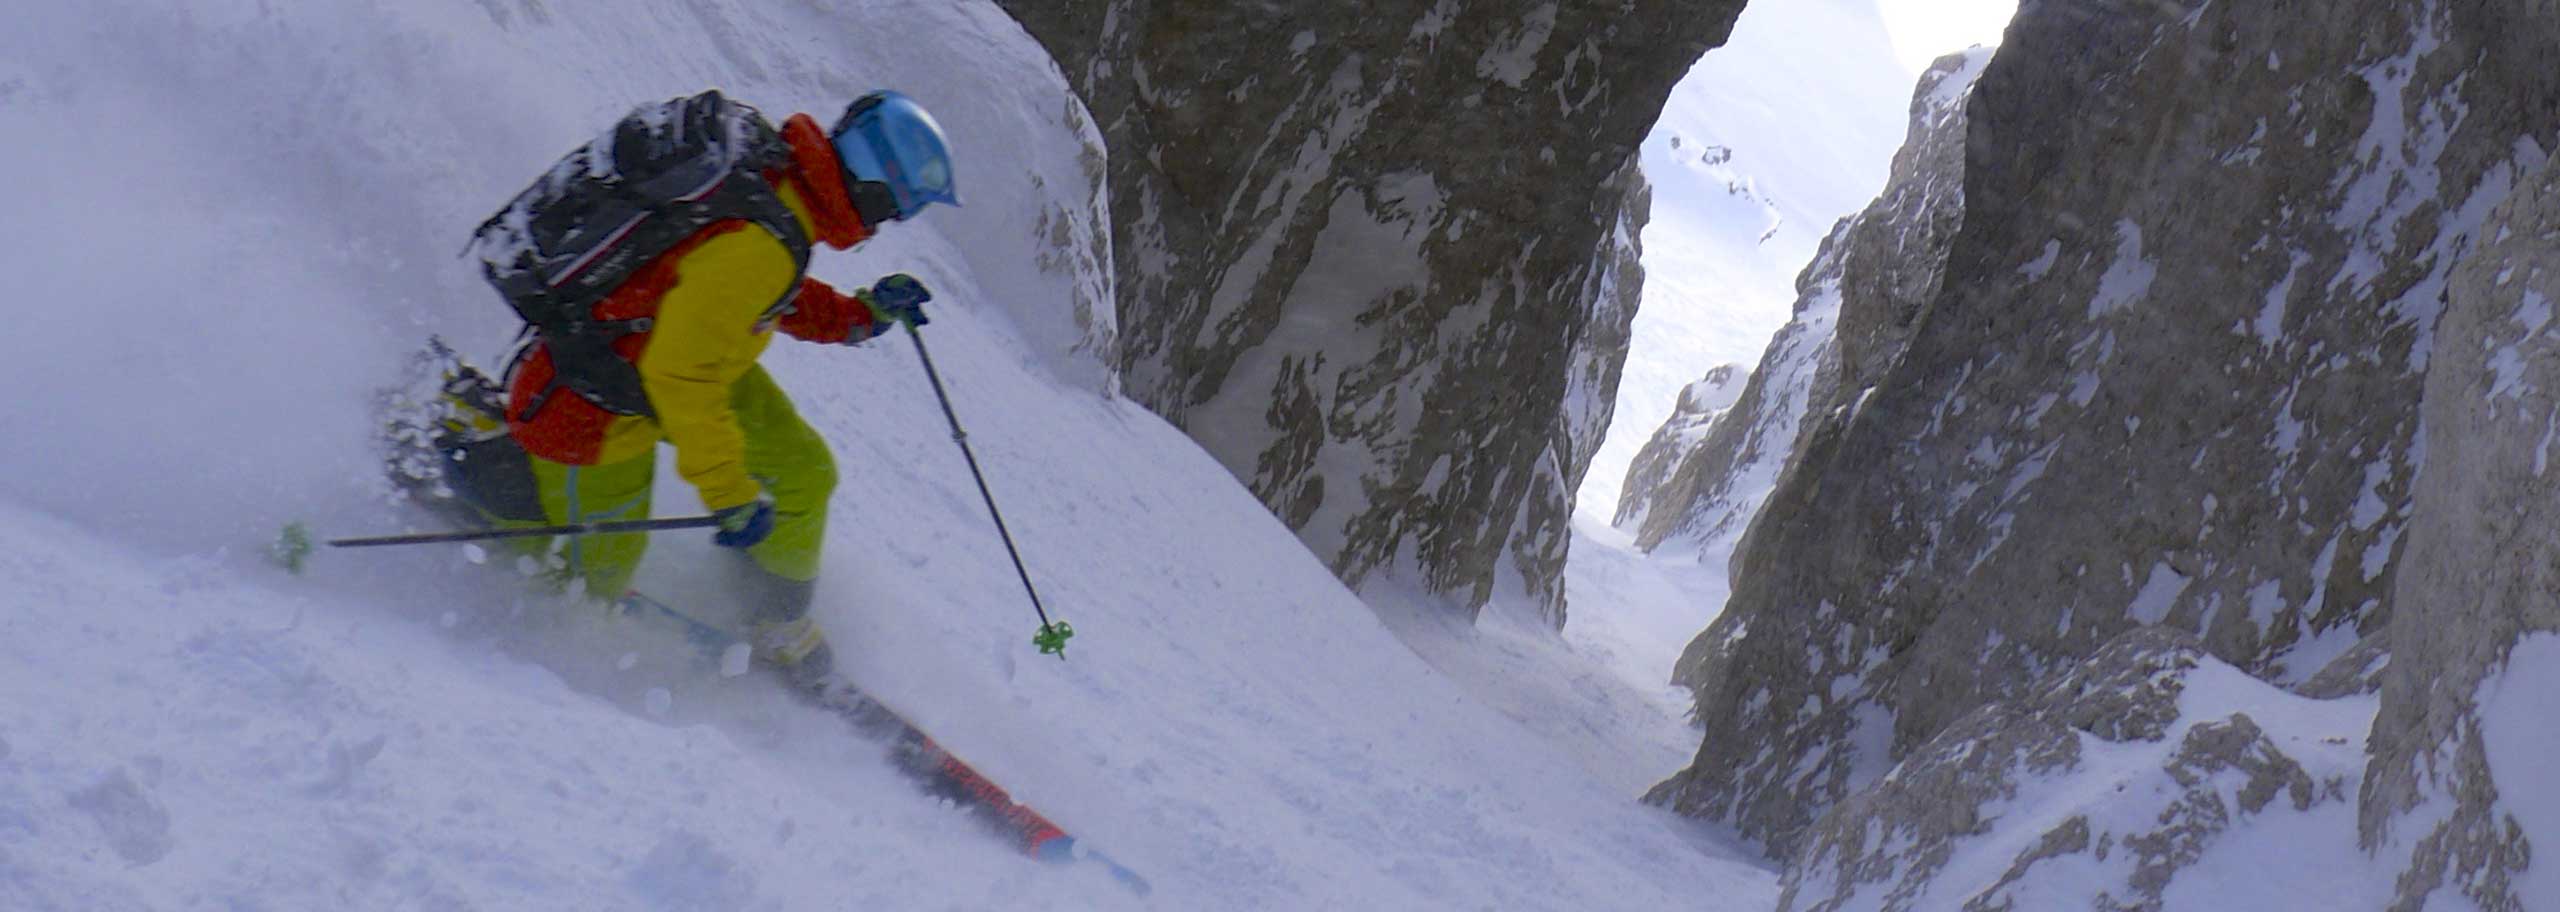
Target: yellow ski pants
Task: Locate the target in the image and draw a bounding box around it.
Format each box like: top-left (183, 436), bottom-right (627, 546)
top-left (525, 365), bottom-right (837, 597)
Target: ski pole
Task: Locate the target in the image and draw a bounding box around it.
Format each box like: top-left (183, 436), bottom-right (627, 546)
top-left (325, 515), bottom-right (721, 548)
top-left (901, 323), bottom-right (1074, 658)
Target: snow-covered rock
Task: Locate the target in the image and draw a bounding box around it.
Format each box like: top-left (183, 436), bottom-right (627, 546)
top-left (994, 0), bottom-right (1749, 625)
top-left (2360, 153), bottom-right (2560, 910)
top-left (1613, 363), bottom-right (1745, 532)
top-left (1619, 49), bottom-right (1987, 574)
top-left (1655, 0), bottom-right (2560, 861)
top-left (1778, 627), bottom-right (2382, 912)
top-left (1585, 0), bottom-right (1921, 528)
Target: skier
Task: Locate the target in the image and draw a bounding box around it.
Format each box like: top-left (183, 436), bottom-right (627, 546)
top-left (445, 89), bottom-right (959, 692)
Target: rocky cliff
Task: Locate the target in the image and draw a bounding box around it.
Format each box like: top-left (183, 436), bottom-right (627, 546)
top-left (1776, 627), bottom-right (2377, 911)
top-left (991, 0), bottom-right (1746, 624)
top-left (2359, 153), bottom-right (2560, 911)
top-left (1618, 49), bottom-right (1987, 576)
top-left (1652, 0), bottom-right (2560, 862)
top-left (1613, 362), bottom-right (1744, 532)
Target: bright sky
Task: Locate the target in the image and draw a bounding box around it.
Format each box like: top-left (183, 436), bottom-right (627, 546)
top-left (1874, 0), bottom-right (2020, 74)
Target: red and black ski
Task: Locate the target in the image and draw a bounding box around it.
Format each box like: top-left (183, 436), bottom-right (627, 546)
top-left (617, 591), bottom-right (1151, 896)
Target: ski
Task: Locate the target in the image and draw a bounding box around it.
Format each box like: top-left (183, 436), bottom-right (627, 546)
top-left (366, 347), bottom-right (1149, 895)
top-left (613, 591), bottom-right (1152, 896)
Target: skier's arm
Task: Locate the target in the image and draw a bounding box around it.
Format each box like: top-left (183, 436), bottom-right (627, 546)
top-left (636, 226), bottom-right (797, 512)
top-left (776, 278), bottom-right (882, 344)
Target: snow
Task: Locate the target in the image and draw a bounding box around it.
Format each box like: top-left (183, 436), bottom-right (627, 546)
top-left (2515, 288), bottom-right (2554, 336)
top-left (1655, 277), bottom-right (1844, 565)
top-left (1474, 2), bottom-right (1559, 89)
top-left (2351, 458), bottom-right (2396, 529)
top-left (2128, 561), bottom-right (2192, 626)
top-left (2149, 669), bottom-right (2391, 909)
top-left (2270, 535), bottom-right (2348, 682)
top-left (1557, 517), bottom-right (1737, 739)
top-left (1893, 659), bottom-right (2388, 912)
top-left (2320, 1), bottom-right (2544, 378)
top-left (2540, 415), bottom-right (2560, 476)
top-left (2489, 290), bottom-right (2552, 404)
top-left (2477, 634), bottom-right (2560, 907)
top-left (2271, 384), bottom-right (2308, 458)
top-left (1876, 0), bottom-right (2018, 73)
top-left (0, 509), bottom-right (1049, 910)
top-left (1926, 48), bottom-right (1998, 112)
top-left (2254, 251), bottom-right (2310, 344)
top-left (2489, 346), bottom-right (2532, 401)
top-left (2068, 369), bottom-right (2102, 407)
top-left (1377, 525), bottom-right (1713, 799)
top-left (2086, 219), bottom-right (2159, 319)
top-left (2001, 442), bottom-right (2058, 503)
top-left (2225, 118), bottom-right (2270, 167)
top-left (0, 1), bottom-right (1778, 908)
top-left (2327, 1), bottom-right (2449, 302)
top-left (2247, 579), bottom-right (2289, 632)
top-left (1683, 369), bottom-right (1753, 419)
top-left (2019, 239), bottom-right (2063, 280)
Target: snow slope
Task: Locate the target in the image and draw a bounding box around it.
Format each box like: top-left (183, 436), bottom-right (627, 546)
top-left (0, 507), bottom-right (1059, 910)
top-left (0, 1), bottom-right (1774, 908)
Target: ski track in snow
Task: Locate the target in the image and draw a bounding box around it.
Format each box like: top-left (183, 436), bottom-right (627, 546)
top-left (0, 1), bottom-right (1780, 908)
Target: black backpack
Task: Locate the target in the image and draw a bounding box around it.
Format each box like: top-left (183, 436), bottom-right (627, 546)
top-left (469, 90), bottom-right (811, 419)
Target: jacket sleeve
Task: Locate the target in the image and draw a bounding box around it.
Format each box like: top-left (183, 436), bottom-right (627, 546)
top-left (776, 277), bottom-right (880, 344)
top-left (636, 225), bottom-right (798, 512)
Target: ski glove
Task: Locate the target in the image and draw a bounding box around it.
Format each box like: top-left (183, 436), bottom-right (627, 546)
top-left (712, 493), bottom-right (776, 549)
top-left (868, 274), bottom-right (932, 328)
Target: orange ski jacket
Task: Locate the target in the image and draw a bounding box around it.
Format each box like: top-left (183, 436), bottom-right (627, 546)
top-left (504, 113), bottom-right (882, 511)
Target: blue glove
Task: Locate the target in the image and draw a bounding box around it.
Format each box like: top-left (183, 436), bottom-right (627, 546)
top-left (869, 274), bottom-right (932, 328)
top-left (712, 495), bottom-right (775, 549)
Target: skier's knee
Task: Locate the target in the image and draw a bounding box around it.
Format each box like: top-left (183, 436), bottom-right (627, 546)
top-left (803, 444), bottom-right (838, 503)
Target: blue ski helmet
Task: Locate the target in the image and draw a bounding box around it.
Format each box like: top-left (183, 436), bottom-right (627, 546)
top-left (830, 90), bottom-right (958, 222)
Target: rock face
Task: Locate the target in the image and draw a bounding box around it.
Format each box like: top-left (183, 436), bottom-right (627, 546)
top-left (2360, 155), bottom-right (2560, 910)
top-left (1612, 362), bottom-right (1744, 531)
top-left (1653, 0), bottom-right (2560, 860)
top-left (1621, 50), bottom-right (1988, 573)
top-left (1776, 627), bottom-right (2373, 912)
top-left (991, 1), bottom-right (1747, 624)
top-left (1608, 49), bottom-right (1986, 698)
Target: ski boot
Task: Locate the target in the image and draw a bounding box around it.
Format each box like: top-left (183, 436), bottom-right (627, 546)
top-left (753, 614), bottom-right (835, 683)
top-left (733, 568), bottom-right (848, 697)
top-left (377, 338), bottom-right (545, 528)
